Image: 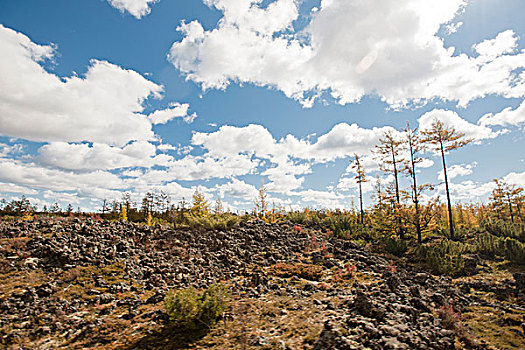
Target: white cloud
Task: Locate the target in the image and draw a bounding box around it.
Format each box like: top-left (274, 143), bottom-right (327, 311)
top-left (168, 0), bottom-right (525, 108)
top-left (437, 162), bottom-right (476, 181)
top-left (38, 141), bottom-right (173, 171)
top-left (479, 100), bottom-right (525, 127)
top-left (0, 25), bottom-right (191, 147)
top-left (503, 171), bottom-right (525, 187)
top-left (447, 180), bottom-right (496, 202)
top-left (0, 143), bottom-right (24, 158)
top-left (418, 109), bottom-right (499, 141)
top-left (473, 30), bottom-right (519, 59)
top-left (107, 0), bottom-right (159, 19)
top-left (0, 182), bottom-right (38, 195)
top-left (215, 178), bottom-right (259, 200)
top-left (289, 189), bottom-right (347, 209)
top-left (0, 159), bottom-right (127, 194)
top-left (147, 103), bottom-right (196, 125)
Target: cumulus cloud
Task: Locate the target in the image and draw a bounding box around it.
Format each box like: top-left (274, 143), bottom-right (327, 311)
top-left (503, 171), bottom-right (525, 187)
top-left (289, 189), bottom-right (347, 209)
top-left (479, 100), bottom-right (525, 127)
top-left (38, 141), bottom-right (174, 171)
top-left (0, 182), bottom-right (38, 195)
top-left (215, 178), bottom-right (259, 201)
top-left (0, 159), bottom-right (127, 194)
top-left (147, 103), bottom-right (196, 125)
top-left (0, 25), bottom-right (192, 146)
top-left (437, 162), bottom-right (476, 181)
top-left (169, 0), bottom-right (525, 108)
top-left (473, 30), bottom-right (519, 59)
top-left (447, 180), bottom-right (496, 201)
top-left (190, 123), bottom-right (397, 193)
top-left (107, 0), bottom-right (159, 19)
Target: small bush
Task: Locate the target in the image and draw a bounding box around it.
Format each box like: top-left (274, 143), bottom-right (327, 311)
top-left (165, 284), bottom-right (229, 329)
top-left (383, 236), bottom-right (408, 256)
top-left (183, 213), bottom-right (241, 230)
top-left (269, 262), bottom-right (323, 281)
top-left (437, 301), bottom-right (461, 329)
top-left (416, 240), bottom-right (466, 276)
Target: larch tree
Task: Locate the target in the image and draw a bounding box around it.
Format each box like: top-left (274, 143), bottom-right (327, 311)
top-left (191, 190), bottom-right (210, 216)
top-left (403, 122), bottom-right (428, 244)
top-left (421, 119), bottom-right (472, 240)
top-left (254, 181), bottom-right (269, 219)
top-left (374, 130), bottom-right (405, 238)
top-left (352, 153), bottom-right (368, 225)
top-left (214, 198), bottom-right (224, 215)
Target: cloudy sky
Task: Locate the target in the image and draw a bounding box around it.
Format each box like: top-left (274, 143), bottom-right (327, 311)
top-left (0, 0), bottom-right (524, 212)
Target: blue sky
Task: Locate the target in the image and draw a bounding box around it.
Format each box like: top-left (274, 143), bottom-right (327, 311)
top-left (0, 0), bottom-right (524, 212)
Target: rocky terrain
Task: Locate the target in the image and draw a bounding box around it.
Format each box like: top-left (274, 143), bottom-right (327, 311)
top-left (0, 217), bottom-right (524, 349)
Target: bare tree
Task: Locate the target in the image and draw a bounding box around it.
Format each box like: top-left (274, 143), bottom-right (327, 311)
top-left (352, 154), bottom-right (367, 225)
top-left (403, 122), bottom-right (428, 244)
top-left (374, 130), bottom-right (405, 238)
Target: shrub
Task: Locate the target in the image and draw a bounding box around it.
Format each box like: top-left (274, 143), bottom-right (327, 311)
top-left (323, 214), bottom-right (372, 241)
top-left (502, 238), bottom-right (525, 265)
top-left (416, 240), bottom-right (466, 276)
top-left (165, 284), bottom-right (229, 329)
top-left (482, 220), bottom-right (525, 243)
top-left (269, 262), bottom-right (323, 281)
top-left (183, 213), bottom-right (241, 230)
top-left (383, 236), bottom-right (408, 256)
top-left (437, 301), bottom-right (461, 329)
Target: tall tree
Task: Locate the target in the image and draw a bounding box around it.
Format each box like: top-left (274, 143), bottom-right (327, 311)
top-left (352, 154), bottom-right (367, 225)
top-left (421, 119), bottom-right (472, 240)
top-left (403, 122), bottom-right (427, 244)
top-left (374, 130), bottom-right (405, 238)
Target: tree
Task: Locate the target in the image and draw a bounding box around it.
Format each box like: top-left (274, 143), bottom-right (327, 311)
top-left (403, 122), bottom-right (428, 244)
top-left (214, 198), bottom-right (224, 215)
top-left (421, 119), bottom-right (472, 240)
top-left (490, 179), bottom-right (524, 223)
top-left (191, 190), bottom-right (210, 216)
top-left (66, 204), bottom-right (73, 216)
top-left (141, 192), bottom-right (155, 216)
top-left (119, 204), bottom-right (128, 222)
top-left (352, 154), bottom-right (367, 225)
top-left (254, 182), bottom-right (269, 219)
top-left (50, 201), bottom-right (61, 214)
top-left (374, 130), bottom-right (405, 238)
top-left (101, 199), bottom-right (109, 215)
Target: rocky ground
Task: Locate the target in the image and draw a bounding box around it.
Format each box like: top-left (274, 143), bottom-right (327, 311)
top-left (0, 217), bottom-right (524, 349)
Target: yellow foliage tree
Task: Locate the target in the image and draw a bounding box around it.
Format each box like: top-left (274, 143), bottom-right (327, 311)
top-left (119, 205), bottom-right (128, 222)
top-left (191, 190), bottom-right (210, 216)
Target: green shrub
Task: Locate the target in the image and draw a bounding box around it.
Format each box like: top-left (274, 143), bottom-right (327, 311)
top-left (474, 232), bottom-right (525, 264)
top-left (482, 220), bottom-right (525, 243)
top-left (383, 236), bottom-right (408, 256)
top-left (183, 213), bottom-right (241, 230)
top-left (165, 286), bottom-right (201, 328)
top-left (287, 211), bottom-right (321, 226)
top-left (165, 284), bottom-right (229, 329)
top-left (502, 238), bottom-right (525, 265)
top-left (322, 214), bottom-right (372, 240)
top-left (416, 240), bottom-right (467, 275)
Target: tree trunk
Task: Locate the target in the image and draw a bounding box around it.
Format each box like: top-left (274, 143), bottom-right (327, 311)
top-left (507, 194), bottom-right (514, 223)
top-left (359, 181), bottom-right (364, 225)
top-left (391, 146), bottom-right (404, 239)
top-left (440, 140), bottom-right (455, 240)
top-left (409, 140), bottom-right (422, 244)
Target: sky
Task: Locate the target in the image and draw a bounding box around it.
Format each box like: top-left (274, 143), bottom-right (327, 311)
top-left (0, 0), bottom-right (524, 212)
